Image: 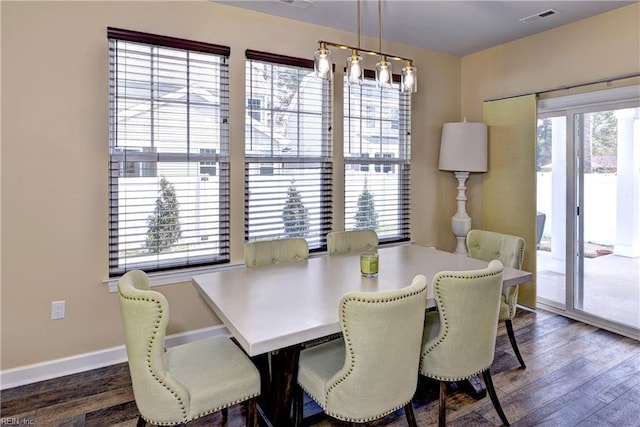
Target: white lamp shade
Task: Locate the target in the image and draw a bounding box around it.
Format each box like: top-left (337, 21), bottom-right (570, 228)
top-left (438, 121), bottom-right (488, 172)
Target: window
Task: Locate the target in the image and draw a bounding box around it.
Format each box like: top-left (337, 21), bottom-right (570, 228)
top-left (245, 50), bottom-right (332, 250)
top-left (247, 98), bottom-right (262, 122)
top-left (199, 148), bottom-right (217, 176)
top-left (108, 28), bottom-right (230, 276)
top-left (344, 70), bottom-right (411, 242)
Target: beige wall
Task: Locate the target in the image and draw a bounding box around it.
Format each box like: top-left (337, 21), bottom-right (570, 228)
top-left (0, 0), bottom-right (458, 370)
top-left (461, 3), bottom-right (640, 118)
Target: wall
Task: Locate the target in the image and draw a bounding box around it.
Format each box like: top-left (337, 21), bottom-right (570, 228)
top-left (461, 3), bottom-right (640, 118)
top-left (0, 0), bottom-right (459, 371)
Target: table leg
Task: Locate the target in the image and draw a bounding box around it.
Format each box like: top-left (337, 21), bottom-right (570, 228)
top-left (252, 353), bottom-right (272, 426)
top-left (460, 376), bottom-right (487, 399)
top-left (254, 345), bottom-right (301, 427)
top-left (270, 346), bottom-right (300, 426)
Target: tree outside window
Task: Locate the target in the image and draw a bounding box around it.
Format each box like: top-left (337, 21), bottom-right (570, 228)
top-left (354, 181), bottom-right (378, 231)
top-left (145, 177), bottom-right (182, 253)
top-left (282, 181), bottom-right (310, 237)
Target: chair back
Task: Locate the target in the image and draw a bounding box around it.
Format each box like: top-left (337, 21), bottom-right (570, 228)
top-left (466, 229), bottom-right (525, 269)
top-left (327, 230), bottom-right (378, 255)
top-left (325, 275), bottom-right (427, 420)
top-left (466, 229), bottom-right (525, 320)
top-left (118, 270), bottom-right (189, 422)
top-left (244, 238), bottom-right (309, 267)
top-left (420, 260), bottom-right (504, 380)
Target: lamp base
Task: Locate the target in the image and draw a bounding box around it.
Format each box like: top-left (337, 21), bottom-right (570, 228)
top-left (450, 171), bottom-right (472, 256)
top-left (451, 215), bottom-right (471, 255)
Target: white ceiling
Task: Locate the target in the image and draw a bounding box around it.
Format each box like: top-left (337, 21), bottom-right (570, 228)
top-left (215, 0), bottom-right (636, 56)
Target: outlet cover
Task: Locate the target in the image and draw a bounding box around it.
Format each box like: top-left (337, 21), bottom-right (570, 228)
top-left (52, 301), bottom-right (65, 320)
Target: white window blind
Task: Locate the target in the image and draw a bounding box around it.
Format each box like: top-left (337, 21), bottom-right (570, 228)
top-left (245, 50), bottom-right (333, 250)
top-left (344, 70), bottom-right (411, 242)
top-left (108, 28), bottom-right (230, 275)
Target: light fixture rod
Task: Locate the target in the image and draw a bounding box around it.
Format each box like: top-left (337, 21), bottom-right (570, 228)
top-left (317, 40), bottom-right (413, 64)
top-left (357, 0), bottom-right (361, 49)
top-left (378, 0), bottom-right (382, 53)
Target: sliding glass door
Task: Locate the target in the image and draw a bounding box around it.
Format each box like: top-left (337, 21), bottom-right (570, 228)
top-left (537, 86), bottom-right (640, 338)
top-left (575, 109), bottom-right (639, 329)
top-left (536, 115), bottom-right (567, 307)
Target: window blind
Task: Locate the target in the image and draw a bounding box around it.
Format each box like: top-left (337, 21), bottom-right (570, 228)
top-left (108, 28), bottom-right (230, 275)
top-left (343, 70), bottom-right (411, 242)
top-left (245, 50), bottom-right (333, 250)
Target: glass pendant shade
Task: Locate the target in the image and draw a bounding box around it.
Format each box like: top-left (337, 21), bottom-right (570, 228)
top-left (375, 56), bottom-right (392, 88)
top-left (346, 50), bottom-right (363, 85)
top-left (401, 62), bottom-right (417, 93)
top-left (314, 43), bottom-right (332, 80)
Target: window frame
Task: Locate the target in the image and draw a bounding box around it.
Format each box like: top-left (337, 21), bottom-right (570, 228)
top-left (343, 69), bottom-right (412, 244)
top-left (244, 49), bottom-right (333, 251)
top-left (107, 28), bottom-right (232, 277)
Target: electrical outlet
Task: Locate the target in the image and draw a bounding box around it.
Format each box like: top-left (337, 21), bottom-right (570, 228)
top-left (52, 301), bottom-right (65, 320)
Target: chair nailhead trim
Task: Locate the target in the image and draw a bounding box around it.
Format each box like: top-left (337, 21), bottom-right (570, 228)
top-left (322, 285), bottom-right (427, 421)
top-left (121, 284), bottom-right (260, 426)
top-left (420, 270), bottom-right (501, 377)
top-left (119, 290), bottom-right (188, 423)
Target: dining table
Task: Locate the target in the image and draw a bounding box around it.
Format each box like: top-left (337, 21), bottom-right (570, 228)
top-left (192, 244), bottom-right (533, 426)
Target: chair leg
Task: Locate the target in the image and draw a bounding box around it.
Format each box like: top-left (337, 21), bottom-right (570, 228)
top-left (482, 369), bottom-right (510, 426)
top-left (505, 319), bottom-right (526, 368)
top-left (293, 383), bottom-right (304, 427)
top-left (222, 406), bottom-right (228, 422)
top-left (246, 398), bottom-right (258, 427)
top-left (438, 381), bottom-right (447, 427)
top-left (136, 416), bottom-right (146, 427)
top-left (404, 401), bottom-right (417, 427)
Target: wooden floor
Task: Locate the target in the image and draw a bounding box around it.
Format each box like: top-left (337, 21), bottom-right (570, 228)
top-left (2, 309), bottom-right (639, 426)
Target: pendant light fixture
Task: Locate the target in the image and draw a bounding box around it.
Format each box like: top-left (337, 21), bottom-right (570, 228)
top-left (313, 41), bottom-right (332, 80)
top-left (313, 0), bottom-right (418, 93)
top-left (345, 0), bottom-right (363, 86)
top-left (374, 0), bottom-right (392, 88)
top-left (401, 60), bottom-right (417, 93)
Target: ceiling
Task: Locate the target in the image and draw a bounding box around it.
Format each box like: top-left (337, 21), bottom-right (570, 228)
top-left (214, 0), bottom-right (636, 56)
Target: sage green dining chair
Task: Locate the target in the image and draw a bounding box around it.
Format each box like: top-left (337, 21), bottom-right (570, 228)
top-left (244, 237), bottom-right (309, 267)
top-left (419, 260), bottom-right (510, 427)
top-left (293, 275), bottom-right (427, 426)
top-left (466, 229), bottom-right (527, 368)
top-left (326, 230), bottom-right (378, 255)
top-left (118, 270), bottom-right (261, 427)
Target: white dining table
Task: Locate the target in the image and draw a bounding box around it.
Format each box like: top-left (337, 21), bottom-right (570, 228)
top-left (192, 244), bottom-right (533, 426)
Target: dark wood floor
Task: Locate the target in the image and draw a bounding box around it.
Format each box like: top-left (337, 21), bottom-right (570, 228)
top-left (2, 309), bottom-right (639, 426)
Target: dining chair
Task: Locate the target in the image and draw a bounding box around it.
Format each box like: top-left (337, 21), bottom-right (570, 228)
top-left (419, 260), bottom-right (510, 427)
top-left (326, 229), bottom-right (378, 255)
top-left (244, 237), bottom-right (309, 267)
top-left (244, 237), bottom-right (311, 404)
top-left (118, 270), bottom-right (260, 427)
top-left (293, 275), bottom-right (427, 426)
top-left (466, 229), bottom-right (527, 368)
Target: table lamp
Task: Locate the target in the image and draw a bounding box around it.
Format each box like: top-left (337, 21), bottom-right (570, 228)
top-left (439, 119), bottom-right (488, 255)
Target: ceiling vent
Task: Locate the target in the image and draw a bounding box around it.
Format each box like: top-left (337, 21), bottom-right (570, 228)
top-left (518, 9), bottom-right (560, 24)
top-left (277, 0), bottom-right (313, 9)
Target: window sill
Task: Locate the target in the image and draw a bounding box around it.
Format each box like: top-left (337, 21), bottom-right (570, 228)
top-left (105, 262), bottom-right (245, 293)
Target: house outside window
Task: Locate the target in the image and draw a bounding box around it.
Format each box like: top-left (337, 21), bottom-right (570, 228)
top-left (108, 28), bottom-right (230, 275)
top-left (245, 50), bottom-right (332, 250)
top-left (344, 70), bottom-right (411, 243)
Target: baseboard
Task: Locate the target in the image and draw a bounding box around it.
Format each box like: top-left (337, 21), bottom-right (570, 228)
top-left (0, 325), bottom-right (229, 390)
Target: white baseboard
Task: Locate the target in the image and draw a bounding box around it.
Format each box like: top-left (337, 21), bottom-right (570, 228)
top-left (0, 325), bottom-right (229, 390)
